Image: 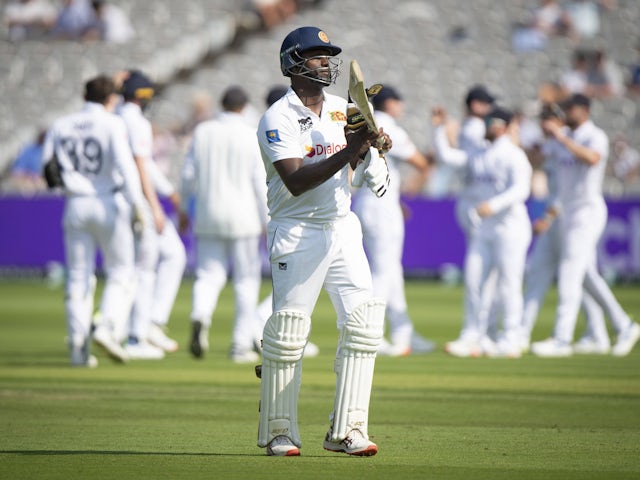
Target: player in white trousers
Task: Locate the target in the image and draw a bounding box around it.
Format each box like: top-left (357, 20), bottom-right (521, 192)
top-left (531, 94), bottom-right (640, 357)
top-left (433, 106), bottom-right (532, 357)
top-left (181, 86), bottom-right (268, 364)
top-left (255, 26), bottom-right (391, 457)
top-left (117, 71), bottom-right (186, 359)
top-left (352, 85), bottom-right (434, 357)
top-left (144, 159), bottom-right (187, 352)
top-left (521, 105), bottom-right (610, 354)
top-left (42, 75), bottom-right (145, 366)
top-left (435, 86), bottom-right (501, 356)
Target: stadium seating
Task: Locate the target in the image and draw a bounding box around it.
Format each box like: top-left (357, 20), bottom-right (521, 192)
top-left (1, 0), bottom-right (638, 188)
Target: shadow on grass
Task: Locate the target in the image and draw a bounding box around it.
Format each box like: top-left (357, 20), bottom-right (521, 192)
top-left (0, 450), bottom-right (329, 458)
top-left (1, 449), bottom-right (263, 458)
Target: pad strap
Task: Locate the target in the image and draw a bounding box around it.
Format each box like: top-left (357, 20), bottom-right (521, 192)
top-left (257, 310), bottom-right (311, 448)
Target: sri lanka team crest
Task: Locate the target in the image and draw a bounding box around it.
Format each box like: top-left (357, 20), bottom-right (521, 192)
top-left (266, 129), bottom-right (281, 143)
top-left (329, 111), bottom-right (347, 122)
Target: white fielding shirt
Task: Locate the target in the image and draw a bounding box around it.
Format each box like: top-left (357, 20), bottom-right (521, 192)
top-left (257, 88), bottom-right (350, 223)
top-left (42, 102), bottom-right (143, 205)
top-left (545, 120), bottom-right (609, 212)
top-left (355, 110), bottom-right (416, 212)
top-left (434, 128), bottom-right (532, 226)
top-left (182, 111), bottom-right (267, 238)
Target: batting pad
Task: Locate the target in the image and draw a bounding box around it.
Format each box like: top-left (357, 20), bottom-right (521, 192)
top-left (330, 298), bottom-right (385, 442)
top-left (257, 310), bottom-right (311, 448)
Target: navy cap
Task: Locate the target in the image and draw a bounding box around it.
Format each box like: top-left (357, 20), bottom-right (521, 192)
top-left (221, 86), bottom-right (248, 111)
top-left (121, 70), bottom-right (154, 101)
top-left (486, 106), bottom-right (513, 125)
top-left (372, 85), bottom-right (402, 110)
top-left (465, 85), bottom-right (495, 107)
top-left (561, 93), bottom-right (591, 109)
top-left (265, 85), bottom-right (288, 107)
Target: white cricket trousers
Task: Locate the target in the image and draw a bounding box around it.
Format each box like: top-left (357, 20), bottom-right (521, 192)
top-left (129, 220), bottom-right (186, 341)
top-left (63, 193), bottom-right (136, 348)
top-left (268, 212), bottom-right (373, 325)
top-left (456, 200), bottom-right (497, 342)
top-left (554, 200), bottom-right (631, 343)
top-left (356, 200), bottom-right (413, 344)
top-left (191, 235), bottom-right (262, 351)
top-left (463, 214), bottom-right (531, 344)
top-left (522, 220), bottom-right (608, 344)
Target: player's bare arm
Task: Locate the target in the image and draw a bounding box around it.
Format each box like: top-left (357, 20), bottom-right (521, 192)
top-left (542, 119), bottom-right (600, 166)
top-left (273, 126), bottom-right (377, 196)
top-left (134, 156), bottom-right (166, 233)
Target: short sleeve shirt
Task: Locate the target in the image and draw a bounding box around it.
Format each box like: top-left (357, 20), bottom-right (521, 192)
top-left (257, 88), bottom-right (350, 223)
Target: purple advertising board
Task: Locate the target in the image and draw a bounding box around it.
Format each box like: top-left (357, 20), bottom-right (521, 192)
top-left (1, 195), bottom-right (639, 277)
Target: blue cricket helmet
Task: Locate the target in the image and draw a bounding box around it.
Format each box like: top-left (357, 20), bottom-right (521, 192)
top-left (279, 26), bottom-right (342, 78)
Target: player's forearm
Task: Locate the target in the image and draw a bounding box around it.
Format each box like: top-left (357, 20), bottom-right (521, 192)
top-left (556, 134), bottom-right (600, 166)
top-left (280, 147), bottom-right (360, 196)
top-left (433, 127), bottom-right (467, 167)
top-left (486, 172), bottom-right (531, 214)
top-left (135, 156), bottom-right (163, 212)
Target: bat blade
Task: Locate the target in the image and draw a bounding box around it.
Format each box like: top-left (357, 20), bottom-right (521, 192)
top-left (349, 60), bottom-right (378, 134)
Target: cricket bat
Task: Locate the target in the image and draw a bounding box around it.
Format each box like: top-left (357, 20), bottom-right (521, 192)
top-left (348, 59), bottom-right (386, 188)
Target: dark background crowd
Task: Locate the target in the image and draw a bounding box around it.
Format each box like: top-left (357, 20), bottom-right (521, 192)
top-left (1, 0), bottom-right (639, 199)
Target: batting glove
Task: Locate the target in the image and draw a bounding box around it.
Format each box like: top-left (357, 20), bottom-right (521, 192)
top-left (364, 148), bottom-right (390, 198)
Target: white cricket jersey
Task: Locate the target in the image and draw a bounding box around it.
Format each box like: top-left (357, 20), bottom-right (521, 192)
top-left (434, 128), bottom-right (531, 226)
top-left (182, 111), bottom-right (266, 238)
top-left (546, 120), bottom-right (609, 212)
top-left (117, 102), bottom-right (178, 208)
top-left (355, 110), bottom-right (416, 212)
top-left (257, 88), bottom-right (350, 223)
top-left (42, 102), bottom-right (143, 205)
top-left (541, 139), bottom-right (560, 210)
top-left (117, 102), bottom-right (153, 160)
top-left (459, 116), bottom-right (487, 152)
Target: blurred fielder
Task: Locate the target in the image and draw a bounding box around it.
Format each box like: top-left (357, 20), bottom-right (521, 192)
top-left (117, 70), bottom-right (187, 359)
top-left (352, 85), bottom-right (434, 356)
top-left (42, 75), bottom-right (145, 366)
top-left (433, 105), bottom-right (532, 358)
top-left (532, 94), bottom-right (639, 357)
top-left (181, 86), bottom-right (267, 364)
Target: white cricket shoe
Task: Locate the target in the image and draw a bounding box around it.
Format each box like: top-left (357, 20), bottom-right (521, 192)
top-left (148, 324), bottom-right (179, 353)
top-left (70, 345), bottom-right (98, 368)
top-left (323, 429), bottom-right (378, 456)
top-left (410, 333), bottom-right (436, 354)
top-left (377, 338), bottom-right (411, 357)
top-left (445, 337), bottom-right (482, 358)
top-left (531, 338), bottom-right (573, 358)
top-left (518, 336), bottom-right (531, 355)
top-left (485, 337), bottom-right (522, 359)
top-left (612, 322), bottom-right (640, 357)
top-left (304, 341), bottom-right (320, 358)
top-left (572, 336), bottom-right (610, 355)
top-left (125, 339), bottom-right (165, 360)
top-left (266, 436), bottom-right (300, 456)
top-left (93, 325), bottom-right (129, 363)
top-left (230, 349), bottom-right (260, 364)
top-left (190, 321), bottom-right (209, 359)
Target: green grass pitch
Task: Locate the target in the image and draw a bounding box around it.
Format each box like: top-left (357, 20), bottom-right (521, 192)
top-left (1, 279), bottom-right (639, 479)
